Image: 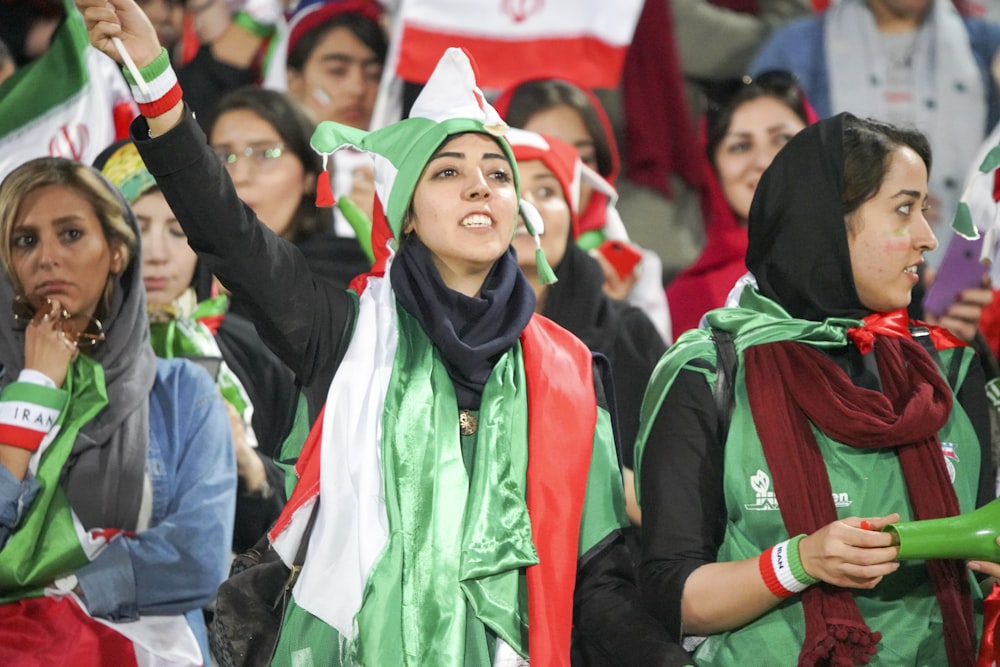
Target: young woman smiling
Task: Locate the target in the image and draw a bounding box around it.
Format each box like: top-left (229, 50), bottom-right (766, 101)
top-left (636, 113), bottom-right (998, 666)
top-left (666, 72), bottom-right (811, 336)
top-left (77, 1), bottom-right (689, 663)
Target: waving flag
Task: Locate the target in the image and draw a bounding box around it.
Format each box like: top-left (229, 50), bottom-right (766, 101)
top-left (0, 1), bottom-right (136, 181)
top-left (393, 0), bottom-right (644, 90)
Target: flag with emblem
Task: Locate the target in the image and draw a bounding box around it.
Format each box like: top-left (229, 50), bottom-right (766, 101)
top-left (0, 0), bottom-right (136, 181)
top-left (391, 0), bottom-right (644, 90)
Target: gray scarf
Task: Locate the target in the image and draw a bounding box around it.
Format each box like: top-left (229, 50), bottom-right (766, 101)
top-left (0, 171), bottom-right (156, 531)
top-left (825, 0), bottom-right (986, 255)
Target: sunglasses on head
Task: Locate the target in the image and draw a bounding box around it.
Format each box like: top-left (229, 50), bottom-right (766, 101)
top-left (12, 294), bottom-right (106, 351)
top-left (704, 69), bottom-right (804, 122)
top-left (745, 69), bottom-right (801, 96)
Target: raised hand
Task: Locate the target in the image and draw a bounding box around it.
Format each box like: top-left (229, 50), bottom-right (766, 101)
top-left (74, 0), bottom-right (162, 69)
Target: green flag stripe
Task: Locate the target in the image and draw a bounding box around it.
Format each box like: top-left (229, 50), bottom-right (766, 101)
top-left (0, 356), bottom-right (108, 601)
top-left (0, 1), bottom-right (90, 139)
top-left (1, 382), bottom-right (69, 412)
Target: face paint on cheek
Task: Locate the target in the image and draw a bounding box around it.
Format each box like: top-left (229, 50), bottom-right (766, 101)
top-left (882, 237), bottom-right (911, 252)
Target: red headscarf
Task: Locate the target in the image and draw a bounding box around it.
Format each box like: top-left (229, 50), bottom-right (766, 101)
top-left (493, 79), bottom-right (620, 238)
top-left (667, 93), bottom-right (820, 336)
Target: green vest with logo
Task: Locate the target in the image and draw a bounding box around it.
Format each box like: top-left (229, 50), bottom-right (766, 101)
top-left (634, 290), bottom-right (984, 666)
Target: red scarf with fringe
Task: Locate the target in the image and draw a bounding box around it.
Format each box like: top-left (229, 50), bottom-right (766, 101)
top-left (744, 329), bottom-right (975, 666)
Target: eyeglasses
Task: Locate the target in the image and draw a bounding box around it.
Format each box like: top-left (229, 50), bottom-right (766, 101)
top-left (12, 294), bottom-right (106, 351)
top-left (211, 142), bottom-right (286, 169)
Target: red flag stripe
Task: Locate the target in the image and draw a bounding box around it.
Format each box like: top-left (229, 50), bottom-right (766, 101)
top-left (397, 27), bottom-right (629, 89)
top-left (0, 597), bottom-right (139, 667)
top-left (0, 423), bottom-right (52, 451)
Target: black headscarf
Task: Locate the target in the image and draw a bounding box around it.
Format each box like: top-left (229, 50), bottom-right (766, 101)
top-left (543, 243), bottom-right (618, 353)
top-left (390, 236), bottom-right (535, 410)
top-left (746, 112), bottom-right (868, 322)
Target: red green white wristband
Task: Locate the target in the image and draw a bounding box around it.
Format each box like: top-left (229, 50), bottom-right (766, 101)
top-left (121, 47), bottom-right (183, 117)
top-left (759, 534), bottom-right (818, 598)
top-left (0, 377), bottom-right (66, 452)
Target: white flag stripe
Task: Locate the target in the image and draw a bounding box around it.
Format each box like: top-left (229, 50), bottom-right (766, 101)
top-left (0, 49), bottom-right (130, 180)
top-left (771, 542), bottom-right (801, 593)
top-left (290, 268), bottom-right (396, 638)
top-left (130, 66), bottom-right (179, 104)
top-left (401, 0), bottom-right (640, 42)
top-left (0, 400), bottom-right (60, 431)
top-left (28, 425), bottom-right (64, 478)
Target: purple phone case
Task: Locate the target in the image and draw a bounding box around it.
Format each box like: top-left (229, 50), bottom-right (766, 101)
top-left (922, 236), bottom-right (987, 317)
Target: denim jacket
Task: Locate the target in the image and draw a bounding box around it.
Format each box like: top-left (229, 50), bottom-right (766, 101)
top-left (0, 358), bottom-right (236, 660)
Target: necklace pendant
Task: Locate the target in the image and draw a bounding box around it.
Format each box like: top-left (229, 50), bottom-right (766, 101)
top-left (459, 409), bottom-right (478, 436)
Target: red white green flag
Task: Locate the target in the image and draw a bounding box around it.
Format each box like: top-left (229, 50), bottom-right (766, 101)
top-left (0, 1), bottom-right (136, 181)
top-left (392, 0), bottom-right (644, 90)
top-left (0, 361), bottom-right (201, 666)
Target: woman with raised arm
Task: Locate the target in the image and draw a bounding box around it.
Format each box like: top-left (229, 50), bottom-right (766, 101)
top-left (76, 1), bottom-right (691, 664)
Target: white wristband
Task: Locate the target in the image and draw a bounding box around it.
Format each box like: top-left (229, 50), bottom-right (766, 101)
top-left (18, 369), bottom-right (56, 389)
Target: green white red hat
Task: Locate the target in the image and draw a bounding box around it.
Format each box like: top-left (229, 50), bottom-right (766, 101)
top-left (310, 47), bottom-right (556, 283)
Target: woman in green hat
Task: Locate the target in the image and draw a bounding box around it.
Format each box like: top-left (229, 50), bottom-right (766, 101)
top-left (76, 0), bottom-right (689, 665)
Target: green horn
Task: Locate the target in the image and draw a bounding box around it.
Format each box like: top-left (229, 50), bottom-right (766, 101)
top-left (881, 497), bottom-right (1000, 561)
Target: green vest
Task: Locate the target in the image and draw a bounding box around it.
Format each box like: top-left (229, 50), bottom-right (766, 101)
top-left (634, 290), bottom-right (984, 666)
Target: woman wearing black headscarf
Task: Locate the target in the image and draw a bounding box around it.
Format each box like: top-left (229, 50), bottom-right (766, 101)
top-left (635, 113), bottom-right (995, 666)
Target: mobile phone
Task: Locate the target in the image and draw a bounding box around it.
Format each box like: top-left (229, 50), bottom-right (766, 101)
top-left (597, 239), bottom-right (643, 281)
top-left (922, 235), bottom-right (988, 317)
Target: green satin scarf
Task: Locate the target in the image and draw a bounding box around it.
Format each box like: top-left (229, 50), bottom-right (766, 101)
top-left (148, 293), bottom-right (249, 418)
top-left (353, 305), bottom-right (538, 665)
top-left (0, 356), bottom-right (109, 602)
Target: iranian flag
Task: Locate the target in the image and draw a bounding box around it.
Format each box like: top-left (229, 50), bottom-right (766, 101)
top-left (0, 371), bottom-right (202, 666)
top-left (392, 0), bottom-right (644, 90)
top-left (0, 1), bottom-right (136, 181)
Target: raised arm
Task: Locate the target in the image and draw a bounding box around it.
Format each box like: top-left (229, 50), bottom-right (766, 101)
top-left (74, 0), bottom-right (355, 389)
top-left (75, 0), bottom-right (183, 136)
